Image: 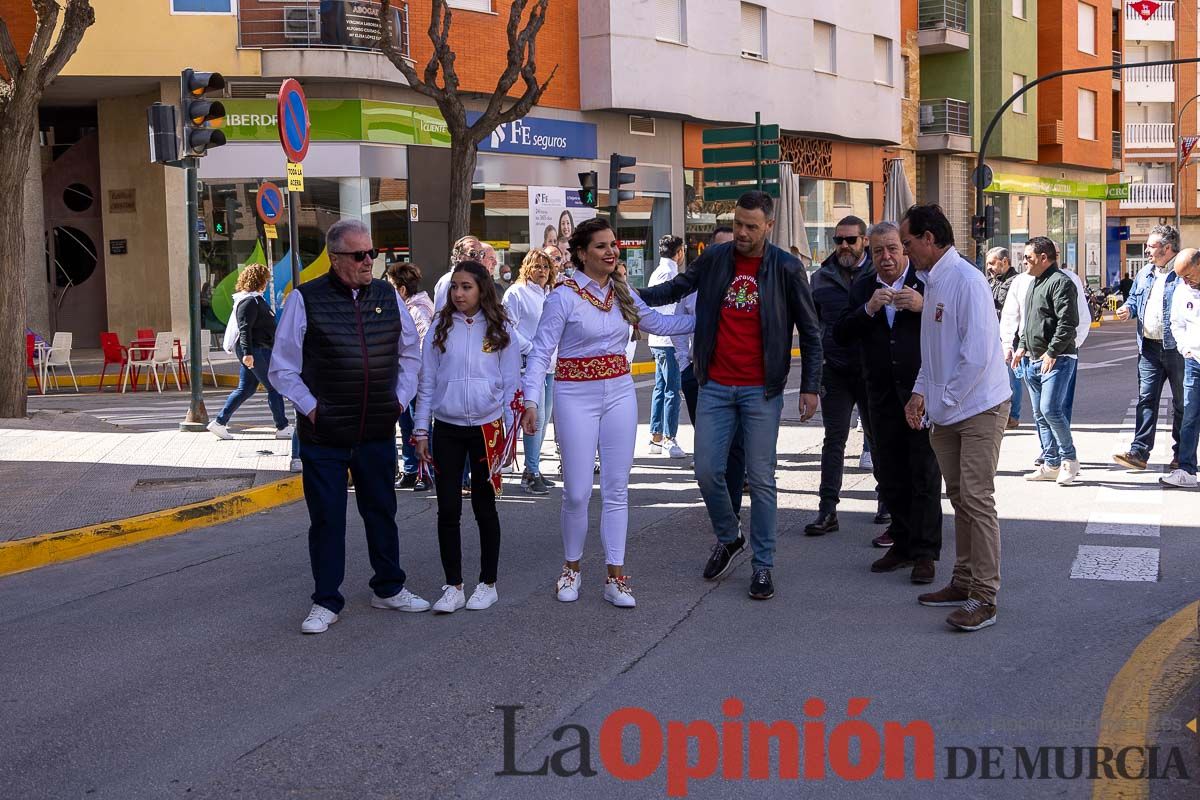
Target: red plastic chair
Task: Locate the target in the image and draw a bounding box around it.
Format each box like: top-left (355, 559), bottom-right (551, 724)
top-left (98, 332), bottom-right (129, 393)
top-left (136, 328), bottom-right (155, 341)
top-left (25, 334), bottom-right (41, 394)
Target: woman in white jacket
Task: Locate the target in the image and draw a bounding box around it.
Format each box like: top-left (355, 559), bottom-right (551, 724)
top-left (414, 261), bottom-right (522, 613)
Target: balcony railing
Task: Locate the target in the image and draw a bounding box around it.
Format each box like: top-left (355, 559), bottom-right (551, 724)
top-left (919, 98), bottom-right (971, 136)
top-left (1127, 257), bottom-right (1149, 276)
top-left (237, 0), bottom-right (409, 55)
top-left (918, 0), bottom-right (968, 32)
top-left (1125, 122), bottom-right (1175, 147)
top-left (1112, 50), bottom-right (1122, 80)
top-left (1120, 183), bottom-right (1174, 207)
top-left (1125, 63), bottom-right (1175, 83)
top-left (1125, 1), bottom-right (1174, 22)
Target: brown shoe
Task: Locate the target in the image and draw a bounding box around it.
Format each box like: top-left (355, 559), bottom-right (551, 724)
top-left (871, 529), bottom-right (894, 548)
top-left (917, 583), bottom-right (969, 607)
top-left (1113, 451), bottom-right (1148, 471)
top-left (871, 551), bottom-right (914, 573)
top-left (946, 598), bottom-right (997, 631)
top-left (1005, 417), bottom-right (1020, 430)
top-left (910, 560), bottom-right (936, 584)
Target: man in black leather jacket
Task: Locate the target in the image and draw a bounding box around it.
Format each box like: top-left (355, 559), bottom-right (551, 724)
top-left (639, 191), bottom-right (822, 602)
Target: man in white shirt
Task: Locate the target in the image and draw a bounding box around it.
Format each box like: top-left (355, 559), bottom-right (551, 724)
top-left (900, 205), bottom-right (1012, 633)
top-left (647, 235), bottom-right (686, 458)
top-left (1164, 249), bottom-right (1200, 488)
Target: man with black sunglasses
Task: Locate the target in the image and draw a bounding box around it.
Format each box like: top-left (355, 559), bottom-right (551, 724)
top-left (270, 218), bottom-right (430, 634)
top-left (806, 215), bottom-right (887, 539)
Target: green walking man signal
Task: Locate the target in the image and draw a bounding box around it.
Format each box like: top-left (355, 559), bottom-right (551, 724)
top-left (578, 171), bottom-right (598, 207)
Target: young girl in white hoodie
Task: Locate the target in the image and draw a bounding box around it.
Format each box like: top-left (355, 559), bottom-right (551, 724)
top-left (414, 260), bottom-right (522, 613)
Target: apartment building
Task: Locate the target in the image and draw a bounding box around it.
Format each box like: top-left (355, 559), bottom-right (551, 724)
top-left (1109, 0), bottom-right (1199, 285)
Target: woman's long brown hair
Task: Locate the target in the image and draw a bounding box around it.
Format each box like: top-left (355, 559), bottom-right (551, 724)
top-left (568, 218), bottom-right (641, 335)
top-left (431, 260), bottom-right (511, 354)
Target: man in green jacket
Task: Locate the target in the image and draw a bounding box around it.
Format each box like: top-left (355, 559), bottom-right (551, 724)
top-left (1011, 236), bottom-right (1082, 485)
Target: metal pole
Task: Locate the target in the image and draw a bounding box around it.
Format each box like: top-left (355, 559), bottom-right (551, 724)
top-left (264, 235), bottom-right (276, 313)
top-left (974, 57), bottom-right (1200, 267)
top-left (1174, 94), bottom-right (1200, 233)
top-left (287, 180), bottom-right (301, 291)
top-left (180, 158), bottom-right (209, 431)
top-left (754, 110), bottom-right (762, 190)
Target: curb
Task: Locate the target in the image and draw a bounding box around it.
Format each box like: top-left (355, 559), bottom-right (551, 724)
top-left (0, 476), bottom-right (303, 578)
top-left (27, 372), bottom-right (240, 391)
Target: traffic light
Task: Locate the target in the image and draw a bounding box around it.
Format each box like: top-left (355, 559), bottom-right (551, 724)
top-left (225, 195), bottom-right (245, 236)
top-left (972, 205), bottom-right (1000, 241)
top-left (578, 171), bottom-right (598, 207)
top-left (609, 153), bottom-right (636, 205)
top-left (181, 69), bottom-right (227, 157)
top-left (147, 103), bottom-right (178, 164)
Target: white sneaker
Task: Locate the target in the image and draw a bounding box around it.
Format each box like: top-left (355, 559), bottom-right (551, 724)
top-left (603, 576), bottom-right (636, 608)
top-left (1056, 459), bottom-right (1080, 486)
top-left (665, 438), bottom-right (686, 459)
top-left (1160, 468), bottom-right (1199, 489)
top-left (289, 458), bottom-right (303, 473)
top-left (648, 440), bottom-right (663, 455)
top-left (465, 582), bottom-right (498, 610)
top-left (207, 419), bottom-right (233, 440)
top-left (275, 424), bottom-right (294, 440)
top-left (858, 451), bottom-right (874, 471)
top-left (556, 566), bottom-right (580, 602)
top-left (371, 587), bottom-right (431, 612)
top-left (432, 585), bottom-right (466, 613)
top-left (1025, 464), bottom-right (1060, 481)
top-left (300, 604), bottom-right (338, 634)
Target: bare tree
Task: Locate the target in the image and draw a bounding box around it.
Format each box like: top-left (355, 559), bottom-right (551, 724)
top-left (0, 1), bottom-right (94, 418)
top-left (381, 0), bottom-right (556, 242)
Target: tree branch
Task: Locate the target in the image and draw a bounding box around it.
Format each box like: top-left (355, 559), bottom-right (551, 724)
top-left (380, 0), bottom-right (448, 104)
top-left (38, 0), bottom-right (94, 88)
top-left (469, 0), bottom-right (554, 142)
top-left (0, 16), bottom-right (23, 83)
top-left (25, 0), bottom-right (61, 74)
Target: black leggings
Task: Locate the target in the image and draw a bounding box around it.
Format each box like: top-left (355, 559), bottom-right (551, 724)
top-left (433, 419), bottom-right (501, 586)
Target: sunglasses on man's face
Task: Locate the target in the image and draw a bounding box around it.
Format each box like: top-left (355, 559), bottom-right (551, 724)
top-left (333, 249), bottom-right (380, 263)
top-left (833, 235), bottom-right (860, 245)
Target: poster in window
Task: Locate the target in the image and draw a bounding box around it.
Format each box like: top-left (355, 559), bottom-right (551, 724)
top-left (528, 186), bottom-right (598, 266)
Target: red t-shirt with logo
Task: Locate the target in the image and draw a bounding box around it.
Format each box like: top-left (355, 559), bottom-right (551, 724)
top-left (707, 253), bottom-right (765, 386)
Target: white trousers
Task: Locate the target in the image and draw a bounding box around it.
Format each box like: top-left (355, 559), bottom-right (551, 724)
top-left (554, 374), bottom-right (638, 566)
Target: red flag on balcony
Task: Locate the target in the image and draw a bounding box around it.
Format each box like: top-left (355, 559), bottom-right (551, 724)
top-left (1130, 0), bottom-right (1161, 21)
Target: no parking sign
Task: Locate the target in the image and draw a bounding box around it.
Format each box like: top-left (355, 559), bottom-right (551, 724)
top-left (255, 182), bottom-right (285, 224)
top-left (277, 79), bottom-right (310, 163)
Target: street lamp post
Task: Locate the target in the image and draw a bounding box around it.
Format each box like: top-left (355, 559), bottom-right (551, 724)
top-left (1174, 93), bottom-right (1200, 233)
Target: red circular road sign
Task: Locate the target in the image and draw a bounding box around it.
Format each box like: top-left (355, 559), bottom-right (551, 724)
top-left (277, 78), bottom-right (310, 163)
top-left (255, 182), bottom-right (285, 224)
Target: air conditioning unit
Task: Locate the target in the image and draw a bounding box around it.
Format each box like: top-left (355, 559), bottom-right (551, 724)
top-left (629, 115), bottom-right (656, 136)
top-left (284, 6), bottom-right (320, 40)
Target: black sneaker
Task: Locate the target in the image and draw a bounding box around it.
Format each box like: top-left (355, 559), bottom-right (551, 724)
top-left (396, 472), bottom-right (417, 489)
top-left (749, 568), bottom-right (774, 600)
top-left (413, 477), bottom-right (431, 492)
top-left (524, 473), bottom-right (550, 496)
top-left (702, 536), bottom-right (746, 581)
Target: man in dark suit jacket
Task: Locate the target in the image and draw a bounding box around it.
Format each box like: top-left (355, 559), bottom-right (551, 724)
top-left (833, 221), bottom-right (942, 586)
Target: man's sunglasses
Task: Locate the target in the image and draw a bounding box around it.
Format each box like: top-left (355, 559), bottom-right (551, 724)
top-left (332, 249), bottom-right (380, 263)
top-left (833, 235), bottom-right (860, 245)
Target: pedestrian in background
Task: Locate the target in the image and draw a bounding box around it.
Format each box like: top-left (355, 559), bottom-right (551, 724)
top-left (1164, 249), bottom-right (1200, 489)
top-left (270, 218), bottom-right (429, 634)
top-left (986, 247), bottom-right (1023, 430)
top-left (208, 263), bottom-right (293, 441)
top-left (414, 260), bottom-right (521, 613)
top-left (1012, 237), bottom-right (1082, 486)
top-left (503, 248), bottom-right (558, 495)
top-left (900, 204), bottom-right (1011, 632)
top-left (434, 235), bottom-right (485, 312)
top-left (386, 261), bottom-right (435, 491)
top-left (647, 234), bottom-right (687, 458)
top-left (1114, 225), bottom-right (1185, 472)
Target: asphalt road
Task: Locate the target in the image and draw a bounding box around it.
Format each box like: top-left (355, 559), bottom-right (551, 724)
top-left (2, 320), bottom-right (1198, 799)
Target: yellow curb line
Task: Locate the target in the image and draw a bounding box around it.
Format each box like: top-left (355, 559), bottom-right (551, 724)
top-left (1092, 600), bottom-right (1199, 800)
top-left (27, 373), bottom-right (240, 391)
top-left (0, 476), bottom-right (304, 578)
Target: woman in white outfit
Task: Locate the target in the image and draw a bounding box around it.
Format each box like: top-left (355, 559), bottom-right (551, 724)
top-left (521, 218), bottom-right (695, 608)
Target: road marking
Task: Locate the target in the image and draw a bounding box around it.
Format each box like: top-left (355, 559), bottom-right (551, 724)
top-left (1083, 511), bottom-right (1161, 537)
top-left (1070, 545), bottom-right (1160, 581)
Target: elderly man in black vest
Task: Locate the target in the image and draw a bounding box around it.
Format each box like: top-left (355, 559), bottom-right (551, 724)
top-left (270, 218), bottom-right (430, 634)
top-left (833, 221), bottom-right (942, 586)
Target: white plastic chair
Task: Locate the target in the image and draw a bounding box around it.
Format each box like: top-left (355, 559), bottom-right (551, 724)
top-left (123, 332), bottom-right (181, 393)
top-left (175, 331), bottom-right (219, 387)
top-left (42, 332), bottom-right (79, 392)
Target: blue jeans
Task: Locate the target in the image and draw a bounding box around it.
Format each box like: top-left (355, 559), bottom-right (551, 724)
top-left (650, 346), bottom-right (681, 439)
top-left (1008, 362), bottom-right (1024, 422)
top-left (398, 403), bottom-right (417, 475)
top-left (681, 364), bottom-right (744, 515)
top-left (1024, 356), bottom-right (1078, 467)
top-left (695, 381), bottom-right (784, 570)
top-left (523, 374), bottom-right (554, 474)
top-left (216, 344), bottom-right (289, 429)
top-left (1179, 359), bottom-right (1200, 474)
top-left (1132, 339), bottom-right (1185, 461)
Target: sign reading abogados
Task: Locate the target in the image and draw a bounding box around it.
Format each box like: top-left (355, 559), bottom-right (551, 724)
top-left (221, 99), bottom-right (451, 147)
top-left (984, 173), bottom-right (1130, 201)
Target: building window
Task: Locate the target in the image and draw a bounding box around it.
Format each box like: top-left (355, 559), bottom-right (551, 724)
top-left (740, 3), bottom-right (766, 60)
top-left (1012, 74), bottom-right (1027, 114)
top-left (1078, 88), bottom-right (1097, 140)
top-left (446, 0), bottom-right (492, 12)
top-left (873, 36), bottom-right (893, 85)
top-left (656, 0), bottom-right (686, 44)
top-left (813, 21), bottom-right (835, 73)
top-left (1012, 0), bottom-right (1026, 19)
top-left (1077, 2), bottom-right (1096, 55)
top-left (902, 56), bottom-right (911, 99)
top-left (171, 0), bottom-right (232, 11)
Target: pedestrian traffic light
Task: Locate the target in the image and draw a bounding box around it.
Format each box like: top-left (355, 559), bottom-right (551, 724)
top-left (578, 171), bottom-right (598, 207)
top-left (609, 153), bottom-right (636, 205)
top-left (972, 205), bottom-right (1000, 241)
top-left (181, 69), bottom-right (227, 158)
top-left (224, 195), bottom-right (245, 236)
